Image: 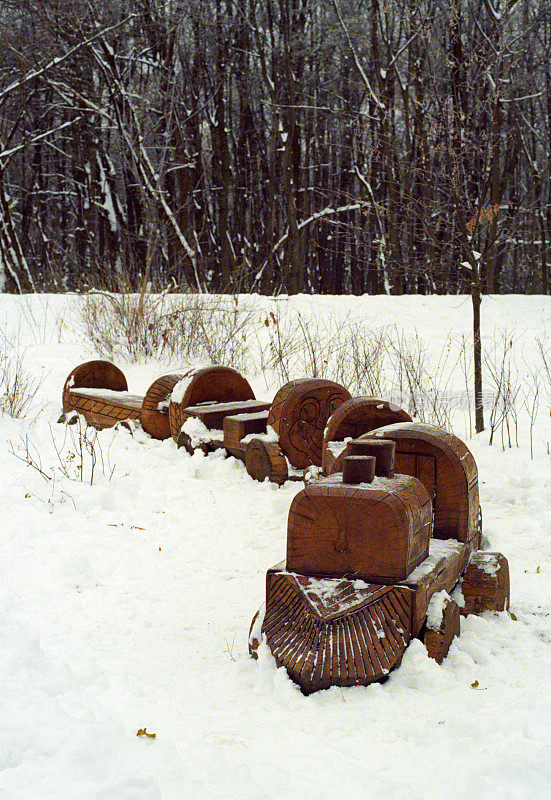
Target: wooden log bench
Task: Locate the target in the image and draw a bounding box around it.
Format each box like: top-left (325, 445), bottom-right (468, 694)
top-left (322, 396), bottom-right (412, 475)
top-left (170, 374), bottom-right (351, 485)
top-left (177, 401), bottom-right (271, 450)
top-left (62, 363), bottom-right (352, 483)
top-left (61, 360), bottom-right (188, 439)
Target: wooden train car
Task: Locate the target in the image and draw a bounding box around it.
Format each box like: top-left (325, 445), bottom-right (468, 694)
top-left (170, 374), bottom-right (352, 484)
top-left (61, 363), bottom-right (355, 484)
top-left (61, 360), bottom-right (187, 439)
top-left (172, 382), bottom-right (414, 485)
top-left (322, 396), bottom-right (412, 475)
top-left (250, 432), bottom-right (509, 694)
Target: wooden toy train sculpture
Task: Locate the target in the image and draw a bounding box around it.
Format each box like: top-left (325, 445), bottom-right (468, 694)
top-left (60, 360), bottom-right (510, 692)
top-left (61, 361), bottom-right (410, 484)
top-left (249, 424), bottom-right (510, 693)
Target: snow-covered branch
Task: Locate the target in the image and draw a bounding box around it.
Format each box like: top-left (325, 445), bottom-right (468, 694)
top-left (0, 15), bottom-right (139, 105)
top-left (0, 118), bottom-right (83, 162)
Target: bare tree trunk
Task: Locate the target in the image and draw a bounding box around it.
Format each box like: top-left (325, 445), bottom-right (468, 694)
top-left (472, 283), bottom-right (484, 434)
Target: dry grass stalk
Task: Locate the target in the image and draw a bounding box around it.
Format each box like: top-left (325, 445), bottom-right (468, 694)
top-left (0, 340), bottom-right (41, 419)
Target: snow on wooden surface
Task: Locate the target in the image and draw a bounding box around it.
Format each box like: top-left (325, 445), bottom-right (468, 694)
top-left (72, 387), bottom-right (144, 406)
top-left (426, 590), bottom-right (452, 631)
top-left (326, 438), bottom-right (350, 457)
top-left (472, 552), bottom-right (502, 575)
top-left (406, 539), bottom-right (466, 583)
top-left (170, 371), bottom-right (199, 404)
top-left (181, 416), bottom-right (223, 447)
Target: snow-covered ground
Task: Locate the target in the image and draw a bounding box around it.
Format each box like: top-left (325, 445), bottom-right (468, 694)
top-left (0, 293), bottom-right (550, 800)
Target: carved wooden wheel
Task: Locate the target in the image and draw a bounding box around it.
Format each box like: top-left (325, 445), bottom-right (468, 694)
top-left (141, 372), bottom-right (187, 440)
top-left (267, 379), bottom-right (351, 469)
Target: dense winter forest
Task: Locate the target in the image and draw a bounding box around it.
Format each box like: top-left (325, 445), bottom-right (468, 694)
top-left (0, 0), bottom-right (550, 295)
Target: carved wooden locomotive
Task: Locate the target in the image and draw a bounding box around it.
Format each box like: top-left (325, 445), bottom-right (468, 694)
top-left (251, 427), bottom-right (510, 693)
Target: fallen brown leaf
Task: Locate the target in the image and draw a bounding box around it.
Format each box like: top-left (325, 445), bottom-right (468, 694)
top-left (137, 728), bottom-right (156, 739)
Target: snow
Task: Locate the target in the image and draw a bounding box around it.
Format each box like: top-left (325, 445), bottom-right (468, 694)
top-left (72, 388), bottom-right (144, 405)
top-left (265, 425), bottom-right (279, 442)
top-left (297, 574), bottom-right (386, 616)
top-left (170, 372), bottom-right (199, 405)
top-left (180, 416), bottom-right (223, 447)
top-left (240, 431), bottom-right (273, 445)
top-left (472, 552), bottom-right (501, 576)
top-left (326, 438), bottom-right (350, 457)
top-left (426, 590), bottom-right (452, 631)
top-left (303, 464), bottom-right (322, 483)
top-left (406, 539), bottom-right (465, 584)
top-left (240, 425), bottom-right (279, 446)
top-left (0, 293), bottom-right (550, 799)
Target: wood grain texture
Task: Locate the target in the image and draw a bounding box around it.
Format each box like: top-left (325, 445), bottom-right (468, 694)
top-left (400, 539), bottom-right (470, 635)
top-left (342, 455), bottom-right (376, 485)
top-left (65, 392), bottom-right (142, 430)
top-left (262, 565), bottom-right (412, 693)
top-left (223, 411), bottom-right (270, 455)
top-left (345, 438), bottom-right (396, 477)
top-left (169, 366), bottom-right (256, 441)
top-left (141, 372), bottom-right (187, 440)
top-left (286, 472), bottom-right (432, 582)
top-left (244, 439), bottom-right (288, 485)
top-left (461, 551), bottom-right (510, 615)
top-left (423, 595), bottom-right (460, 664)
top-left (322, 397), bottom-right (411, 472)
top-left (179, 399), bottom-right (270, 433)
top-left (351, 422), bottom-right (481, 549)
top-left (62, 360), bottom-right (128, 413)
top-left (267, 379), bottom-right (351, 469)
top-left (62, 360), bottom-right (140, 430)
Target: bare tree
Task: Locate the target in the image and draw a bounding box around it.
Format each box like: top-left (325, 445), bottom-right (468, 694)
top-left (0, 0), bottom-right (549, 299)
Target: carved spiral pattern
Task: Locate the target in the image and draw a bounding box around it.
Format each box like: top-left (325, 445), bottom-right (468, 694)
top-left (268, 380), bottom-right (351, 469)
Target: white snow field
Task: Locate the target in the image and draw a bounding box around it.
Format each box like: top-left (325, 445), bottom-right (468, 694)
top-left (0, 293), bottom-right (550, 800)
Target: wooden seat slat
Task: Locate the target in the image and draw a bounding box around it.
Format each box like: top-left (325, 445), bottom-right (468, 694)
top-left (182, 399), bottom-right (270, 431)
top-left (184, 399), bottom-right (270, 415)
top-left (223, 410), bottom-right (270, 453)
top-left (71, 388), bottom-right (144, 410)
